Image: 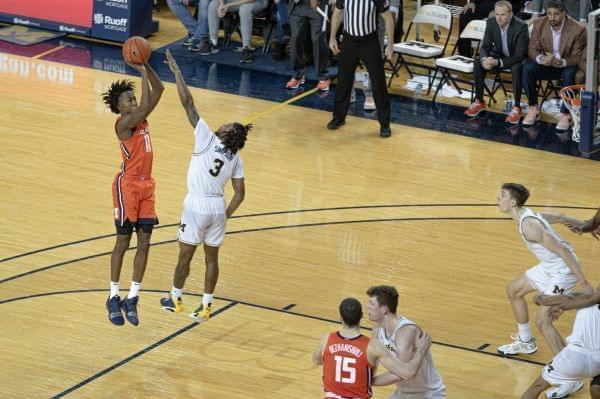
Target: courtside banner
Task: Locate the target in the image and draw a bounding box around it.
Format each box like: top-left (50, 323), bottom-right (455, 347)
top-left (92, 0), bottom-right (154, 42)
top-left (0, 0), bottom-right (92, 35)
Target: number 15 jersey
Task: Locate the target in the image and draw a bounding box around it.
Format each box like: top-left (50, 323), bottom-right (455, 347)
top-left (322, 332), bottom-right (374, 399)
top-left (186, 118), bottom-right (244, 212)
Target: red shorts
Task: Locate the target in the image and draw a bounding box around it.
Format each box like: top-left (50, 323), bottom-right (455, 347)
top-left (112, 173), bottom-right (157, 226)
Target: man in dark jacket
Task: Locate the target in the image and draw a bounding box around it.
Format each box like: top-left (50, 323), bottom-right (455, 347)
top-left (458, 0), bottom-right (523, 57)
top-left (464, 0), bottom-right (529, 124)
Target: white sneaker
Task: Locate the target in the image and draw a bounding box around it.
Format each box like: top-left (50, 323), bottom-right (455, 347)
top-left (497, 333), bottom-right (537, 355)
top-left (364, 95), bottom-right (376, 111)
top-left (545, 381), bottom-right (583, 398)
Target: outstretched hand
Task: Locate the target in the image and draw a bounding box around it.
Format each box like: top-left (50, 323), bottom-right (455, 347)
top-left (164, 49), bottom-right (180, 74)
top-left (127, 60), bottom-right (146, 74)
top-left (564, 222), bottom-right (582, 234)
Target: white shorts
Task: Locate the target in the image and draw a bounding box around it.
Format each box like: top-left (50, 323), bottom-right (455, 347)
top-left (178, 196), bottom-right (227, 247)
top-left (542, 344), bottom-right (600, 385)
top-left (524, 264), bottom-right (577, 295)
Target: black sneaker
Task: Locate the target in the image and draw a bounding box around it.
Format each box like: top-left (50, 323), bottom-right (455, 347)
top-left (327, 119), bottom-right (346, 130)
top-left (106, 295), bottom-right (124, 326)
top-left (379, 126), bottom-right (392, 138)
top-left (181, 36), bottom-right (194, 47)
top-left (271, 42), bottom-right (287, 62)
top-left (188, 40), bottom-right (203, 52)
top-left (240, 47), bottom-right (254, 63)
top-left (234, 44), bottom-right (255, 52)
top-left (197, 40), bottom-right (213, 55)
top-left (120, 296), bottom-right (140, 326)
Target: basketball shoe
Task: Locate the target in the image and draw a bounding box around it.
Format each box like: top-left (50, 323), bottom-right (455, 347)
top-left (497, 333), bottom-right (537, 355)
top-left (190, 303), bottom-right (212, 322)
top-left (160, 295), bottom-right (184, 313)
top-left (120, 296), bottom-right (140, 326)
top-left (106, 295), bottom-right (124, 326)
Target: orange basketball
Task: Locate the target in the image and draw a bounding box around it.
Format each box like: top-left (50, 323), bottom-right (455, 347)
top-left (122, 36), bottom-right (151, 65)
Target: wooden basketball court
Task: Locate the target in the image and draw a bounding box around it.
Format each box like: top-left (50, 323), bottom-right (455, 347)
top-left (1, 7), bottom-right (599, 399)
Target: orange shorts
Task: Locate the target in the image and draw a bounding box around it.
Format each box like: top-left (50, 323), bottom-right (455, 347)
top-left (112, 173), bottom-right (157, 226)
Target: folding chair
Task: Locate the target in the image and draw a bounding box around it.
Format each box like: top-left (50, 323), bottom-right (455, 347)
top-left (387, 4), bottom-right (453, 92)
top-left (223, 0), bottom-right (276, 53)
top-left (431, 19), bottom-right (487, 103)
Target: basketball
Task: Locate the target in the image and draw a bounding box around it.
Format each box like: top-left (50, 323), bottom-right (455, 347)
top-left (122, 36), bottom-right (151, 65)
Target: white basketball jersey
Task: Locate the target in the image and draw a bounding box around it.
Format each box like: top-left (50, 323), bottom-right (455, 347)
top-left (518, 208), bottom-right (573, 274)
top-left (567, 304), bottom-right (600, 350)
top-left (186, 119), bottom-right (244, 213)
top-left (377, 317), bottom-right (446, 399)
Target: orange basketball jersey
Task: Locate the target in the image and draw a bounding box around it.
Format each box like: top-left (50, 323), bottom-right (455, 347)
top-left (116, 118), bottom-right (153, 177)
top-left (322, 332), bottom-right (374, 399)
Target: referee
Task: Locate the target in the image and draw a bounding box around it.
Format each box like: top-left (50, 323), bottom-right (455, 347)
top-left (327, 0), bottom-right (395, 137)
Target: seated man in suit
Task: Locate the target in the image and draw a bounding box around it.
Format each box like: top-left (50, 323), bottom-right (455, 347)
top-left (464, 0), bottom-right (529, 124)
top-left (458, 0), bottom-right (523, 57)
top-left (522, 0), bottom-right (586, 129)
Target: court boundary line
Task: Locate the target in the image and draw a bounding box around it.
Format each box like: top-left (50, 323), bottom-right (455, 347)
top-left (0, 287), bottom-right (545, 398)
top-left (51, 300), bottom-right (239, 398)
top-left (1, 203), bottom-right (594, 263)
top-left (0, 216), bottom-right (511, 284)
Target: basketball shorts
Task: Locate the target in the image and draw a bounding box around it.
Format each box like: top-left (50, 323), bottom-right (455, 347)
top-left (524, 264), bottom-right (577, 295)
top-left (112, 174), bottom-right (157, 226)
top-left (178, 195), bottom-right (227, 247)
top-left (542, 344), bottom-right (600, 385)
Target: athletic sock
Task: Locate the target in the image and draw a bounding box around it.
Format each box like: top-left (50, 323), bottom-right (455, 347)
top-left (110, 281), bottom-right (120, 298)
top-left (202, 293), bottom-right (213, 307)
top-left (127, 281), bottom-right (141, 299)
top-left (171, 286), bottom-right (183, 300)
top-left (518, 323), bottom-right (533, 342)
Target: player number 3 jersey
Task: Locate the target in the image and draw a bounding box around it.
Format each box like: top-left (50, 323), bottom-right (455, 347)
top-left (186, 119), bottom-right (244, 203)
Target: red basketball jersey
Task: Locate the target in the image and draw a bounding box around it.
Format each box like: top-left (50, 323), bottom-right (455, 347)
top-left (322, 332), bottom-right (374, 399)
top-left (116, 118), bottom-right (153, 177)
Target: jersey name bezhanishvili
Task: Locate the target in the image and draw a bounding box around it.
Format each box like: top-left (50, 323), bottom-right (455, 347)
top-left (186, 119), bottom-right (244, 199)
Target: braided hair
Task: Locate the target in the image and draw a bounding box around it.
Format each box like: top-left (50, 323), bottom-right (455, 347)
top-left (221, 123), bottom-right (252, 154)
top-left (101, 80), bottom-right (135, 114)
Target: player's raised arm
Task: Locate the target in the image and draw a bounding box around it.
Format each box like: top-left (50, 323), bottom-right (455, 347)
top-left (164, 49), bottom-right (199, 128)
top-left (521, 217), bottom-right (593, 292)
top-left (117, 62), bottom-right (164, 136)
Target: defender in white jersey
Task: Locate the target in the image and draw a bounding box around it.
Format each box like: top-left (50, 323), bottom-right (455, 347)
top-left (496, 184), bottom-right (593, 399)
top-left (160, 50), bottom-right (250, 321)
top-left (520, 285), bottom-right (600, 399)
top-left (366, 285), bottom-right (446, 399)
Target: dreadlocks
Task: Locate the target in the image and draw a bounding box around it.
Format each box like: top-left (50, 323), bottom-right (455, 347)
top-left (101, 80), bottom-right (135, 114)
top-left (222, 123), bottom-right (252, 154)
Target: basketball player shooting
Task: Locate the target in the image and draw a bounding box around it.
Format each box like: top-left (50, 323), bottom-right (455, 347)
top-left (101, 52), bottom-right (164, 326)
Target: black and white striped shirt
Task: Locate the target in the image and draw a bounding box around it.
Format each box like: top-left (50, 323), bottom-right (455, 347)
top-left (336, 0), bottom-right (389, 37)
